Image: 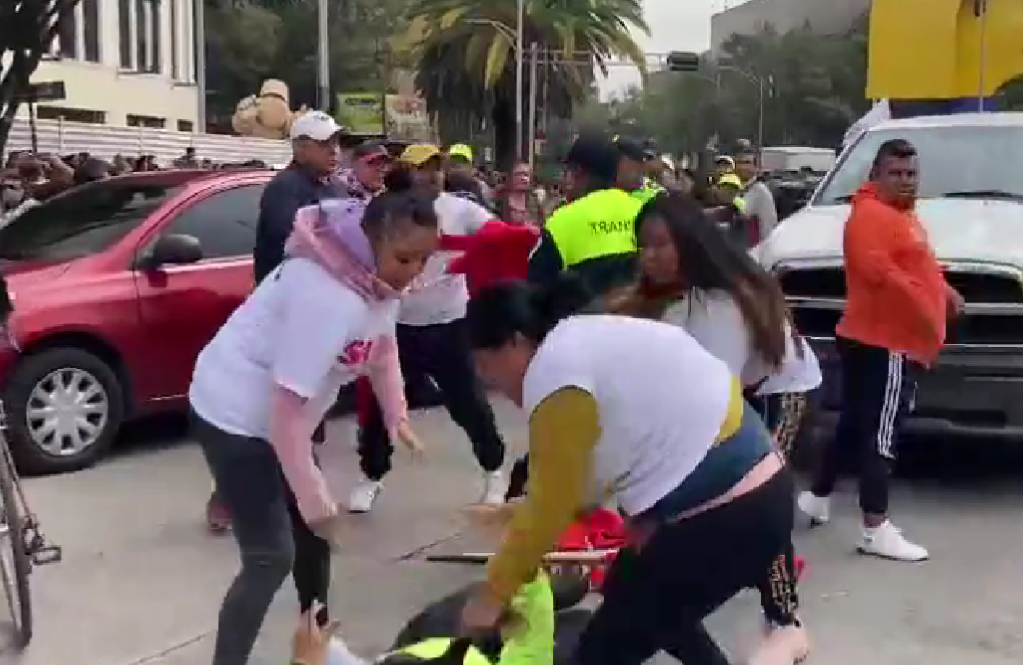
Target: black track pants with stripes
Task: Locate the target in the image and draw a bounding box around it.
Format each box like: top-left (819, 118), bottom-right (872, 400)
top-left (811, 336), bottom-right (918, 516)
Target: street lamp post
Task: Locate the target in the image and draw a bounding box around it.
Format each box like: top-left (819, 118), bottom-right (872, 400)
top-left (316, 0), bottom-right (330, 110)
top-left (514, 0), bottom-right (525, 161)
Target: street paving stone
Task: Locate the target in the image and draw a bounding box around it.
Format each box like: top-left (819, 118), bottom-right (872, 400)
top-left (2, 399), bottom-right (1023, 665)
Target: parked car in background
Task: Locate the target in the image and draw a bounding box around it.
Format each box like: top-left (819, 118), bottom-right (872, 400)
top-left (0, 170), bottom-right (270, 474)
top-left (758, 112), bottom-right (1023, 441)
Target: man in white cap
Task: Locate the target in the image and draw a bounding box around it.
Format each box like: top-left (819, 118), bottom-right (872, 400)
top-left (206, 111), bottom-right (347, 533)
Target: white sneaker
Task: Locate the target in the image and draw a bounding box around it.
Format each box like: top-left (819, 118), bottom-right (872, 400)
top-left (858, 520), bottom-right (928, 561)
top-left (481, 471), bottom-right (506, 505)
top-left (348, 480), bottom-right (382, 513)
top-left (796, 491), bottom-right (830, 526)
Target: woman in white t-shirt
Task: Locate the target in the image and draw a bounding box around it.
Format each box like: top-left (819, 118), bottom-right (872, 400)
top-left (456, 276), bottom-right (792, 665)
top-left (613, 191), bottom-right (820, 664)
top-left (350, 144), bottom-right (509, 513)
top-left (188, 191), bottom-right (437, 665)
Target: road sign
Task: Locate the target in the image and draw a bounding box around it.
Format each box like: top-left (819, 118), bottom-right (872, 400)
top-left (666, 52), bottom-right (700, 72)
top-left (18, 81), bottom-right (66, 103)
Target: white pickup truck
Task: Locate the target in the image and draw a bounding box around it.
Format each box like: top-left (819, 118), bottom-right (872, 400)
top-left (757, 112), bottom-right (1023, 438)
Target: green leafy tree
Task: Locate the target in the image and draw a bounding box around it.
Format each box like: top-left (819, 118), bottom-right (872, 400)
top-left (204, 0), bottom-right (407, 128)
top-left (406, 0), bottom-right (648, 168)
top-left (0, 0), bottom-right (80, 155)
top-left (619, 20), bottom-right (870, 155)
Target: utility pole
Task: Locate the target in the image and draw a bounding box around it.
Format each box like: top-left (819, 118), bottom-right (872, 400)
top-left (977, 0), bottom-right (988, 111)
top-left (527, 42), bottom-right (538, 169)
top-left (316, 0), bottom-right (330, 110)
top-left (194, 0), bottom-right (206, 131)
top-left (514, 0), bottom-right (525, 161)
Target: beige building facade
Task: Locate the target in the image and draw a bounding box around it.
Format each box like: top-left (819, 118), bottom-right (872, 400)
top-left (711, 0), bottom-right (870, 54)
top-left (24, 0), bottom-right (201, 131)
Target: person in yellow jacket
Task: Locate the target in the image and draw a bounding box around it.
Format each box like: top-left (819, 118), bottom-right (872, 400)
top-left (527, 134), bottom-right (642, 296)
top-left (290, 573), bottom-right (561, 665)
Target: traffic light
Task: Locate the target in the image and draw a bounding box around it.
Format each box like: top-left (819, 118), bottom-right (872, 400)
top-left (666, 51), bottom-right (701, 72)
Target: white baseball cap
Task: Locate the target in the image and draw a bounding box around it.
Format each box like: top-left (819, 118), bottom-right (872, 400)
top-left (290, 111), bottom-right (345, 142)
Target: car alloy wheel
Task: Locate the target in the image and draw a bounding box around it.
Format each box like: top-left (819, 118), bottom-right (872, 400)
top-left (25, 367), bottom-right (109, 457)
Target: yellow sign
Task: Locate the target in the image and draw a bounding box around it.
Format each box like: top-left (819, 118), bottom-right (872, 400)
top-left (336, 93), bottom-right (384, 135)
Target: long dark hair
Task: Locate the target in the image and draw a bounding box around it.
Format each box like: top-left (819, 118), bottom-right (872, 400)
top-left (615, 191), bottom-right (794, 369)
top-left (466, 275), bottom-right (593, 350)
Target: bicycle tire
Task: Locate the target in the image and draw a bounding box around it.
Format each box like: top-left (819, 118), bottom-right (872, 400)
top-left (0, 445), bottom-right (31, 648)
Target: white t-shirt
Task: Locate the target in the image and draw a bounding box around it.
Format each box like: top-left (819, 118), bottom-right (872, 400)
top-left (522, 314), bottom-right (733, 516)
top-left (189, 258), bottom-right (399, 439)
top-left (397, 192), bottom-right (493, 326)
top-left (661, 290), bottom-right (821, 396)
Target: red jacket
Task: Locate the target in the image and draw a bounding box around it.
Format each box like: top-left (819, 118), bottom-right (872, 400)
top-left (444, 221), bottom-right (541, 296)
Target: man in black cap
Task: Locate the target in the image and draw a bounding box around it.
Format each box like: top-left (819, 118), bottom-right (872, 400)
top-left (614, 136), bottom-right (664, 204)
top-left (527, 133), bottom-right (643, 295)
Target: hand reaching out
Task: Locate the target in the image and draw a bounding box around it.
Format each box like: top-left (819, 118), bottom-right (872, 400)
top-left (389, 421), bottom-right (425, 460)
top-left (291, 601), bottom-right (341, 665)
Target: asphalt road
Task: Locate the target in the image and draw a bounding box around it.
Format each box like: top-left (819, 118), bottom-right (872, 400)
top-left (2, 399), bottom-right (1023, 665)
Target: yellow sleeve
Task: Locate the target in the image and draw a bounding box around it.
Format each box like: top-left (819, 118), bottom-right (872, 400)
top-left (486, 387), bottom-right (599, 603)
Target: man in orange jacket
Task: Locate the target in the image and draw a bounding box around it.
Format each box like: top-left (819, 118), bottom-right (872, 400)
top-left (797, 138), bottom-right (962, 562)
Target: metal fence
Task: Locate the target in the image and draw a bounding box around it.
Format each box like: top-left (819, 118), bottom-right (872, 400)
top-left (6, 117), bottom-right (294, 165)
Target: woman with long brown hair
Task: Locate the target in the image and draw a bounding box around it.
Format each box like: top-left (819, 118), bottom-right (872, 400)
top-left (613, 191), bottom-right (820, 665)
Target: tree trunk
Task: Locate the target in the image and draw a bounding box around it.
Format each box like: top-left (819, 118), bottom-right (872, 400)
top-left (491, 98), bottom-right (516, 172)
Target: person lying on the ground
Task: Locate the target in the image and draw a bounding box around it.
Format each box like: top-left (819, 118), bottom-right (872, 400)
top-left (313, 571), bottom-right (590, 665)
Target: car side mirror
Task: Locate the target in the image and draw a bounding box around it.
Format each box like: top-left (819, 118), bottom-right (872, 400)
top-left (139, 233), bottom-right (202, 270)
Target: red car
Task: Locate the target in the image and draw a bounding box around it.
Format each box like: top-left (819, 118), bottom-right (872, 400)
top-left (0, 170), bottom-right (271, 474)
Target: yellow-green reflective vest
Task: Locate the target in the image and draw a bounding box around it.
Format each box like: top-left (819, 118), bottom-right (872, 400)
top-left (389, 638), bottom-right (493, 664)
top-left (545, 188), bottom-right (643, 268)
top-left (630, 178), bottom-right (664, 205)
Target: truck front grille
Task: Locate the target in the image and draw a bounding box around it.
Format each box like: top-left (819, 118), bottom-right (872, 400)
top-left (780, 265), bottom-right (1023, 347)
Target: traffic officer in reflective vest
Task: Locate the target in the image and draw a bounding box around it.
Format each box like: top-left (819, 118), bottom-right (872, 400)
top-left (527, 133), bottom-right (643, 295)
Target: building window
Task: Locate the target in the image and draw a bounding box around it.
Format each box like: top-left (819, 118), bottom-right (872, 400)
top-left (119, 0), bottom-right (133, 68)
top-left (152, 0), bottom-right (162, 73)
top-left (177, 119), bottom-right (195, 132)
top-left (58, 7), bottom-right (77, 58)
top-left (83, 0), bottom-right (100, 62)
top-left (37, 106), bottom-right (107, 125)
top-left (136, 0), bottom-right (148, 71)
top-left (127, 114), bottom-right (166, 129)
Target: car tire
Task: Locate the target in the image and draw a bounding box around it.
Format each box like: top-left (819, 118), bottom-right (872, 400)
top-left (3, 348), bottom-right (125, 476)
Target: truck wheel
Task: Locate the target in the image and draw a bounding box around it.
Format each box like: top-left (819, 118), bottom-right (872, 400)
top-left (3, 348), bottom-right (125, 475)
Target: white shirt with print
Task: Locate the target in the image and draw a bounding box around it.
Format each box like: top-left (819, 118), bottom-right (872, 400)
top-left (397, 192), bottom-right (494, 326)
top-left (661, 290), bottom-right (821, 396)
top-left (189, 258), bottom-right (399, 439)
top-left (522, 314), bottom-right (733, 516)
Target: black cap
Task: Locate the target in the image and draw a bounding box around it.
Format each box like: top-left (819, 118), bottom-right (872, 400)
top-left (352, 141), bottom-right (391, 162)
top-left (565, 134), bottom-right (619, 183)
top-left (615, 136), bottom-right (650, 162)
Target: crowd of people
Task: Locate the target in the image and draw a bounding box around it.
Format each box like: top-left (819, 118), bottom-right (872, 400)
top-left (0, 146), bottom-right (268, 224)
top-left (3, 104), bottom-right (956, 665)
top-left (185, 108), bottom-right (961, 665)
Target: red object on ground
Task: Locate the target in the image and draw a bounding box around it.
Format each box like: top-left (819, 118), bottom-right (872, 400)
top-left (555, 509), bottom-right (626, 591)
top-left (554, 509), bottom-right (806, 590)
top-left (444, 221), bottom-right (541, 297)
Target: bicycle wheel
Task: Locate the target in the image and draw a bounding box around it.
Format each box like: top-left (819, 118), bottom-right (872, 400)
top-left (0, 443), bottom-right (31, 648)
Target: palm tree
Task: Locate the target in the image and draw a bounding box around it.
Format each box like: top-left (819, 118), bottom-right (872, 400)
top-left (404, 0), bottom-right (648, 168)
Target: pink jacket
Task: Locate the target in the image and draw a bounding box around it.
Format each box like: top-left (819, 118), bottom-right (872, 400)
top-left (270, 201), bottom-right (407, 524)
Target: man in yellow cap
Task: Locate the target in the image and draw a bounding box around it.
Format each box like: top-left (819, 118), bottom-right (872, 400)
top-left (446, 143), bottom-right (493, 208)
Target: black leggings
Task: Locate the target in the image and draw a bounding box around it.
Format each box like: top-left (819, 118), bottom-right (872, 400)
top-left (358, 319), bottom-right (505, 480)
top-left (193, 411), bottom-right (331, 665)
top-left (568, 470), bottom-right (795, 665)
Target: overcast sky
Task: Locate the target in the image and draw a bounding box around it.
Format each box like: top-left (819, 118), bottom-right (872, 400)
top-left (598, 0), bottom-right (731, 99)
